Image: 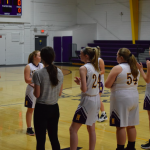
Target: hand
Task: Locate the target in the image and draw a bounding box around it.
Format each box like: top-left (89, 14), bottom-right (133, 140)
top-left (74, 77), bottom-right (81, 85)
top-left (29, 83), bottom-right (34, 88)
top-left (136, 62), bottom-right (143, 71)
top-left (146, 60), bottom-right (150, 67)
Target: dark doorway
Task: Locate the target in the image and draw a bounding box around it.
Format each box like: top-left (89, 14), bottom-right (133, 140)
top-left (35, 36), bottom-right (47, 51)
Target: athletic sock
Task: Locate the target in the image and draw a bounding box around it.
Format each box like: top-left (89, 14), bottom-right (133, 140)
top-left (116, 144), bottom-right (124, 150)
top-left (127, 141), bottom-right (135, 149)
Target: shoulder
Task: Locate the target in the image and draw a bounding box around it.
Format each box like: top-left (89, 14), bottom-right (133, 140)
top-left (112, 65), bottom-right (122, 73)
top-left (24, 64), bottom-right (31, 71)
top-left (57, 68), bottom-right (64, 76)
top-left (39, 63), bottom-right (44, 68)
top-left (80, 65), bottom-right (87, 71)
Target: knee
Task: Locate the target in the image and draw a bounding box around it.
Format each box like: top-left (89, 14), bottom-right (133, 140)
top-left (69, 126), bottom-right (76, 135)
top-left (126, 126), bottom-right (135, 130)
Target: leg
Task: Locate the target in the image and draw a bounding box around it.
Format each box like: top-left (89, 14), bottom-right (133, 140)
top-left (34, 104), bottom-right (47, 150)
top-left (141, 111), bottom-right (150, 149)
top-left (87, 123), bottom-right (96, 150)
top-left (69, 122), bottom-right (82, 150)
top-left (47, 111), bottom-right (60, 150)
top-left (126, 126), bottom-right (136, 142)
top-left (126, 126), bottom-right (136, 150)
top-left (116, 127), bottom-right (126, 145)
top-left (98, 93), bottom-right (107, 122)
top-left (26, 108), bottom-right (34, 128)
top-left (147, 111), bottom-right (150, 133)
top-left (100, 100), bottom-right (105, 112)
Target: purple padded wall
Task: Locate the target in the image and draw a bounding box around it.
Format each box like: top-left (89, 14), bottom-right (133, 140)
top-left (62, 36), bottom-right (72, 62)
top-left (53, 37), bottom-right (61, 62)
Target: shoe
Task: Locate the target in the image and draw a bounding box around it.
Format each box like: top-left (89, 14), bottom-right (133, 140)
top-left (26, 127), bottom-right (35, 136)
top-left (97, 113), bottom-right (108, 122)
top-left (141, 140), bottom-right (150, 149)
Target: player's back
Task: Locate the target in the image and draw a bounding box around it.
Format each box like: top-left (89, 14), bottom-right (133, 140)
top-left (111, 63), bottom-right (140, 92)
top-left (83, 63), bottom-right (100, 96)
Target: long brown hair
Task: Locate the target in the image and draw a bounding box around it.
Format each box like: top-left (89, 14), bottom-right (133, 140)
top-left (82, 47), bottom-right (99, 72)
top-left (40, 46), bottom-right (58, 86)
top-left (28, 50), bottom-right (40, 63)
top-left (118, 48), bottom-right (139, 78)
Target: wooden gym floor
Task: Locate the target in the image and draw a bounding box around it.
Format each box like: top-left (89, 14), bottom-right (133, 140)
top-left (0, 65), bottom-right (148, 150)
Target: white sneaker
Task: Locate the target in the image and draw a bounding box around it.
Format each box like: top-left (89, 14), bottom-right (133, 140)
top-left (97, 113), bottom-right (108, 122)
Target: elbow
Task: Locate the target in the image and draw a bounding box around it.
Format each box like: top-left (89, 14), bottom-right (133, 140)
top-left (25, 79), bottom-right (30, 84)
top-left (146, 79), bottom-right (150, 84)
top-left (35, 94), bottom-right (40, 98)
top-left (34, 92), bottom-right (40, 98)
top-left (81, 87), bottom-right (87, 93)
top-left (105, 83), bottom-right (111, 88)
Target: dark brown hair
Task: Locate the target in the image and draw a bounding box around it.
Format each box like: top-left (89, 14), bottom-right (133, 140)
top-left (118, 48), bottom-right (139, 78)
top-left (82, 47), bottom-right (99, 72)
top-left (28, 50), bottom-right (40, 64)
top-left (40, 46), bottom-right (58, 86)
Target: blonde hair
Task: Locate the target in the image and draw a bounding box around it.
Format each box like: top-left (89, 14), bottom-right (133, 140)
top-left (82, 47), bottom-right (99, 72)
top-left (97, 46), bottom-right (101, 57)
top-left (28, 50), bottom-right (40, 63)
top-left (118, 48), bottom-right (139, 78)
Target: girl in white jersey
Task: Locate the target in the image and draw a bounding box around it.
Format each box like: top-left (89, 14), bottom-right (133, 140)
top-left (137, 49), bottom-right (150, 149)
top-left (24, 50), bottom-right (43, 135)
top-left (97, 46), bottom-right (108, 122)
top-left (70, 47), bottom-right (100, 150)
top-left (105, 48), bottom-right (140, 150)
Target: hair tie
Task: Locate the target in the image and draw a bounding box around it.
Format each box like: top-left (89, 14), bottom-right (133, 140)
top-left (129, 53), bottom-right (132, 57)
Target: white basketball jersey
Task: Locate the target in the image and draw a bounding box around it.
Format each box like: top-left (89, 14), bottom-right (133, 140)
top-left (28, 63), bottom-right (43, 78)
top-left (84, 63), bottom-right (100, 95)
top-left (98, 58), bottom-right (104, 80)
top-left (111, 63), bottom-right (140, 92)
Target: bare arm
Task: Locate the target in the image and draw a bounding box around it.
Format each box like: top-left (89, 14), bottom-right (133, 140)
top-left (59, 84), bottom-right (63, 96)
top-left (105, 65), bottom-right (122, 88)
top-left (137, 61), bottom-right (150, 83)
top-left (24, 65), bottom-right (32, 84)
top-left (79, 66), bottom-right (87, 93)
top-left (33, 84), bottom-right (40, 98)
top-left (99, 58), bottom-right (105, 75)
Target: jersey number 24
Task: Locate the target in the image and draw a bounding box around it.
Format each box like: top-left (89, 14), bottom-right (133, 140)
top-left (92, 74), bottom-right (101, 88)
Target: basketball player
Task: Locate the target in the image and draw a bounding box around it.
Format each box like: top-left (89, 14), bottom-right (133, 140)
top-left (70, 47), bottom-right (100, 150)
top-left (137, 52), bottom-right (150, 149)
top-left (97, 46), bottom-right (108, 122)
top-left (105, 48), bottom-right (140, 150)
top-left (24, 50), bottom-right (43, 135)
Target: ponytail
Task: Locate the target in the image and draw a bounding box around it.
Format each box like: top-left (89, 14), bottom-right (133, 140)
top-left (82, 47), bottom-right (99, 72)
top-left (118, 48), bottom-right (139, 78)
top-left (28, 50), bottom-right (40, 64)
top-left (41, 46), bottom-right (58, 87)
top-left (46, 64), bottom-right (58, 86)
top-left (97, 46), bottom-right (101, 57)
top-left (128, 55), bottom-right (139, 78)
top-left (91, 47), bottom-right (99, 72)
